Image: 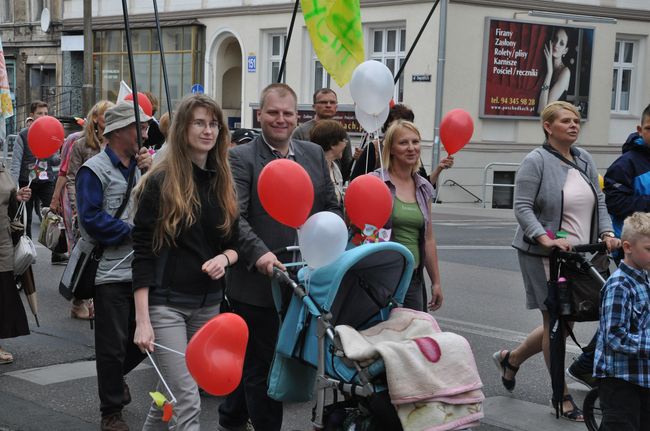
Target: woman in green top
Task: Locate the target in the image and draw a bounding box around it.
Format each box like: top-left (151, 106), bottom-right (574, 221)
top-left (372, 120), bottom-right (443, 312)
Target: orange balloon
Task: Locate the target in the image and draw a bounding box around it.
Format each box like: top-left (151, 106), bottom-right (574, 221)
top-left (258, 159), bottom-right (314, 228)
top-left (440, 109), bottom-right (474, 155)
top-left (125, 92), bottom-right (153, 117)
top-left (27, 116), bottom-right (64, 159)
top-left (185, 313), bottom-right (248, 396)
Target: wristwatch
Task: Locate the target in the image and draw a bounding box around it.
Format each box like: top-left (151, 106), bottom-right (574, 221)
top-left (601, 232), bottom-right (615, 239)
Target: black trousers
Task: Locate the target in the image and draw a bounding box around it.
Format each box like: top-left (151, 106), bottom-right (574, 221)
top-left (19, 180), bottom-right (54, 238)
top-left (94, 282), bottom-right (146, 416)
top-left (600, 377), bottom-right (650, 431)
top-left (218, 300), bottom-right (282, 431)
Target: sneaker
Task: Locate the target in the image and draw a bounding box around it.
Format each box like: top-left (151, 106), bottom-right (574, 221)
top-left (565, 363), bottom-right (597, 389)
top-left (100, 412), bottom-right (129, 431)
top-left (51, 253), bottom-right (68, 265)
top-left (0, 348), bottom-right (13, 365)
top-left (70, 301), bottom-right (91, 320)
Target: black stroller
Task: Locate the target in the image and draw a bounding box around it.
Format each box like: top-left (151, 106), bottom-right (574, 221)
top-left (545, 242), bottom-right (609, 428)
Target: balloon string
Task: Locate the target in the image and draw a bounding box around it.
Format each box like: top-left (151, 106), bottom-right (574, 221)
top-left (146, 350), bottom-right (178, 404)
top-left (375, 131), bottom-right (385, 182)
top-left (153, 342), bottom-right (186, 357)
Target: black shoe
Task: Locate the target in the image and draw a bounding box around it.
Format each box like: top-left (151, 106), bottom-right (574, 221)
top-left (122, 380), bottom-right (131, 406)
top-left (100, 412), bottom-right (129, 431)
top-left (51, 253), bottom-right (68, 265)
top-left (566, 362), bottom-right (597, 389)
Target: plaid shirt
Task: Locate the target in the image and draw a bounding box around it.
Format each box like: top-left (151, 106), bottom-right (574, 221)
top-left (594, 261), bottom-right (650, 388)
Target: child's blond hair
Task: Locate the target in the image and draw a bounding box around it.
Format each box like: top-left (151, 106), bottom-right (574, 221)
top-left (621, 212), bottom-right (650, 243)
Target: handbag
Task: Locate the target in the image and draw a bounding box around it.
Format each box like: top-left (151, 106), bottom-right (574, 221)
top-left (13, 202), bottom-right (37, 276)
top-left (39, 208), bottom-right (67, 253)
top-left (560, 251), bottom-right (610, 322)
top-left (58, 168), bottom-right (135, 301)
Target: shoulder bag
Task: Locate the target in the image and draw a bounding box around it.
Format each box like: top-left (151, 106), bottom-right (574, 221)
top-left (13, 201), bottom-right (37, 276)
top-left (59, 169), bottom-right (136, 300)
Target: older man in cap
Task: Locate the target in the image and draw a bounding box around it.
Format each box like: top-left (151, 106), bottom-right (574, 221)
top-left (76, 101), bottom-right (152, 431)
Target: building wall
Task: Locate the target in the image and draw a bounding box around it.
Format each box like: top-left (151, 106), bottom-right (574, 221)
top-left (62, 0), bottom-right (650, 205)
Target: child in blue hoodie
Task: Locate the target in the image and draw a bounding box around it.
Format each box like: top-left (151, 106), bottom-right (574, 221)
top-left (605, 104), bottom-right (650, 238)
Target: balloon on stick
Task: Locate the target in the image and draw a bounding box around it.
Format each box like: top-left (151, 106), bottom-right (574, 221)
top-left (125, 91), bottom-right (154, 117)
top-left (355, 104), bottom-right (390, 134)
top-left (298, 212), bottom-right (348, 269)
top-left (185, 313), bottom-right (248, 396)
top-left (258, 159), bottom-right (314, 228)
top-left (27, 116), bottom-right (64, 159)
top-left (439, 109), bottom-right (474, 155)
top-left (345, 175), bottom-right (392, 230)
top-left (349, 61), bottom-right (395, 115)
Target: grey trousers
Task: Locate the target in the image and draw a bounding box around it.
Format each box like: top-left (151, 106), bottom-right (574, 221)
top-left (142, 303), bottom-right (220, 431)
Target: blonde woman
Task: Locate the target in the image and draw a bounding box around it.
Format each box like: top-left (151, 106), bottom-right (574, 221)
top-left (494, 101), bottom-right (619, 421)
top-left (371, 120), bottom-right (443, 312)
top-left (132, 94), bottom-right (239, 428)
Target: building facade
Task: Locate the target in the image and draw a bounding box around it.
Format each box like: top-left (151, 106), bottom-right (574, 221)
top-left (59, 0), bottom-right (650, 205)
top-left (0, 0), bottom-right (66, 134)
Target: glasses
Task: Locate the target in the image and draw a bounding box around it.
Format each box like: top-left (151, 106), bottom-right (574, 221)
top-left (315, 100), bottom-right (337, 105)
top-left (191, 119), bottom-right (221, 132)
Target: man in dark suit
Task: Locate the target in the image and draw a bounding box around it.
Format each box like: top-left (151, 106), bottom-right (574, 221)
top-left (218, 83), bottom-right (341, 431)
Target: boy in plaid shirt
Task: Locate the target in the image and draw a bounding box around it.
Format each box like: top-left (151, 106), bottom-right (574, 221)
top-left (594, 212), bottom-right (650, 430)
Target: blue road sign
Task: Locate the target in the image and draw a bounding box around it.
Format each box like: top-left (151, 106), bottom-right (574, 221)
top-left (191, 83), bottom-right (204, 94)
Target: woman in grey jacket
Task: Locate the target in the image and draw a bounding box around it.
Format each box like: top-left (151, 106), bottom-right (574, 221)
top-left (492, 101), bottom-right (620, 421)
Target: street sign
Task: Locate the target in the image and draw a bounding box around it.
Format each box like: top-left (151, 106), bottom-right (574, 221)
top-left (247, 55), bottom-right (256, 73)
top-left (191, 83), bottom-right (204, 94)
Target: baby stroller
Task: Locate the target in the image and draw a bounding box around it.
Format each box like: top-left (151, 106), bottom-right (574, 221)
top-left (270, 242), bottom-right (483, 431)
top-left (545, 242), bottom-right (609, 428)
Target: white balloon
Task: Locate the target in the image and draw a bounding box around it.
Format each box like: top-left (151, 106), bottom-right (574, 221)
top-left (355, 104), bottom-right (390, 134)
top-left (349, 60), bottom-right (395, 115)
top-left (298, 212), bottom-right (348, 269)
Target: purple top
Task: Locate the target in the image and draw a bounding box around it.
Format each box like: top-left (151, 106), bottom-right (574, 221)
top-left (370, 168), bottom-right (434, 236)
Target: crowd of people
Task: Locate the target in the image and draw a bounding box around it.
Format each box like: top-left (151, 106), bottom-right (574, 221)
top-left (1, 87), bottom-right (649, 431)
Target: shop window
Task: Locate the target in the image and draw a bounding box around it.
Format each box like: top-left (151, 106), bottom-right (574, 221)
top-left (370, 27), bottom-right (406, 102)
top-left (611, 39), bottom-right (638, 113)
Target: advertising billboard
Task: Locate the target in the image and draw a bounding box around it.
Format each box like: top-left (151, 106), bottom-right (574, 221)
top-left (480, 18), bottom-right (594, 119)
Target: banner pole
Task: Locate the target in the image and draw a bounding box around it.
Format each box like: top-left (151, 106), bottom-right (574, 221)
top-left (432, 0), bottom-right (448, 171)
top-left (152, 0), bottom-right (173, 118)
top-left (393, 0), bottom-right (440, 84)
top-left (277, 0), bottom-right (300, 83)
top-left (120, 0), bottom-right (143, 149)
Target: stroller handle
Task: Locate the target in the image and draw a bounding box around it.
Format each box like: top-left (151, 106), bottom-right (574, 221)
top-left (572, 243), bottom-right (607, 253)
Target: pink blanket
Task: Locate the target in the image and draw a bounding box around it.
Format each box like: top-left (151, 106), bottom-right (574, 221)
top-left (336, 308), bottom-right (484, 431)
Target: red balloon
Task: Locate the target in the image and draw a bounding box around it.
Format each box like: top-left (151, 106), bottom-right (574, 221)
top-left (124, 91), bottom-right (153, 117)
top-left (440, 109), bottom-right (474, 155)
top-left (344, 174), bottom-right (392, 230)
top-left (258, 159), bottom-right (314, 228)
top-left (185, 313), bottom-right (248, 396)
top-left (27, 116), bottom-right (64, 159)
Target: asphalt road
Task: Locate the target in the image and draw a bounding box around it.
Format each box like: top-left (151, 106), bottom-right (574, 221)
top-left (0, 207), bottom-right (596, 431)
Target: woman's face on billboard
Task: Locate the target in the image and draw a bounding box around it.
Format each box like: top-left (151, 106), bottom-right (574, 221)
top-left (552, 29), bottom-right (569, 58)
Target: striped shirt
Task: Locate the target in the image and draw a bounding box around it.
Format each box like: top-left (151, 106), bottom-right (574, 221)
top-left (594, 261), bottom-right (650, 388)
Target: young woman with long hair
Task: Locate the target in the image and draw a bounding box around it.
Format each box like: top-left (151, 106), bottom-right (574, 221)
top-left (132, 93), bottom-right (239, 428)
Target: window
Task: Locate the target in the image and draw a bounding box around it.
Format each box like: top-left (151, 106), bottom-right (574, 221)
top-left (370, 27), bottom-right (406, 102)
top-left (268, 33), bottom-right (287, 84)
top-left (31, 0), bottom-right (43, 22)
top-left (0, 1), bottom-right (12, 23)
top-left (611, 39), bottom-right (637, 113)
top-left (92, 26), bottom-right (203, 114)
top-left (313, 59), bottom-right (331, 93)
